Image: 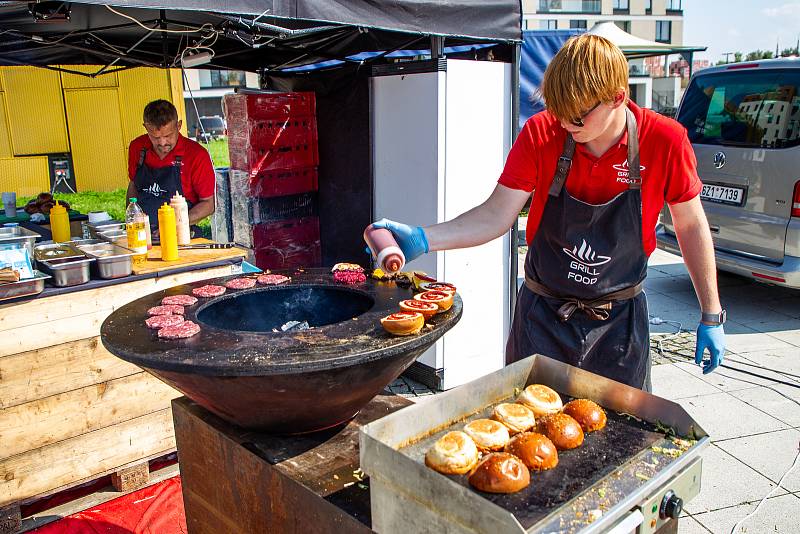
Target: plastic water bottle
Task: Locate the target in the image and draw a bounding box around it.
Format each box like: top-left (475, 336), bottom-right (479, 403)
top-left (125, 198), bottom-right (148, 267)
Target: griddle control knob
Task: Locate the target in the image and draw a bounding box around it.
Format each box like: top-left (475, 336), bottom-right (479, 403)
top-left (659, 490), bottom-right (683, 520)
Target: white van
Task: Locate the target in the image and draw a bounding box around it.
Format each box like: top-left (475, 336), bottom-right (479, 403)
top-left (656, 58), bottom-right (800, 288)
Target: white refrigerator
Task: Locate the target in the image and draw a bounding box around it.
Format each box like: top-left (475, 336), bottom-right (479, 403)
top-left (371, 58), bottom-right (514, 390)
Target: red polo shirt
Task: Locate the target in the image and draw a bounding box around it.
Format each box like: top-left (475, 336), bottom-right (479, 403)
top-left (499, 102), bottom-right (701, 255)
top-left (128, 134), bottom-right (215, 204)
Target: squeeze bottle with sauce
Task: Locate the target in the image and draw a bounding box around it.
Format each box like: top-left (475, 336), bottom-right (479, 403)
top-left (49, 200), bottom-right (71, 243)
top-left (170, 193), bottom-right (191, 246)
top-left (144, 215), bottom-right (152, 250)
top-left (158, 203), bottom-right (179, 261)
top-left (364, 224), bottom-right (405, 273)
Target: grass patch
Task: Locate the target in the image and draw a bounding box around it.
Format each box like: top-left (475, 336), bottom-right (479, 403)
top-left (19, 188), bottom-right (212, 237)
top-left (198, 138), bottom-right (230, 168)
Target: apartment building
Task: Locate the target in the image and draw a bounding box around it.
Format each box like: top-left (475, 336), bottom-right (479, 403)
top-left (523, 0), bottom-right (687, 110)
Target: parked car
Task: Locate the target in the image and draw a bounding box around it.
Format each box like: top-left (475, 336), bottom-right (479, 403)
top-left (656, 58), bottom-right (800, 288)
top-left (194, 115), bottom-right (226, 142)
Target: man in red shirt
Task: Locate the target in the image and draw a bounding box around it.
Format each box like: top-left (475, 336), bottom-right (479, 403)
top-left (126, 100), bottom-right (215, 230)
top-left (371, 35), bottom-right (725, 390)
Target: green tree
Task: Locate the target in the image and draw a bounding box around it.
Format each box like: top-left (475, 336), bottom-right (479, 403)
top-left (734, 52), bottom-right (743, 62)
top-left (781, 46), bottom-right (799, 57)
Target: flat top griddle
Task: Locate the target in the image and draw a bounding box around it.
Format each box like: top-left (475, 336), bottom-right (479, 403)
top-left (401, 395), bottom-right (669, 530)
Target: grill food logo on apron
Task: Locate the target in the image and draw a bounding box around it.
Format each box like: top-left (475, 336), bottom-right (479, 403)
top-left (143, 182), bottom-right (167, 197)
top-left (613, 160), bottom-right (645, 185)
top-left (562, 239), bottom-right (610, 285)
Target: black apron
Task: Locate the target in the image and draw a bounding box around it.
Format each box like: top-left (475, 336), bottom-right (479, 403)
top-left (132, 148), bottom-right (188, 230)
top-left (506, 108), bottom-right (651, 391)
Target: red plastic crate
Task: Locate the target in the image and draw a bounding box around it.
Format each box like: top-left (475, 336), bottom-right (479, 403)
top-left (250, 167), bottom-right (318, 198)
top-left (229, 137), bottom-right (319, 174)
top-left (227, 116), bottom-right (317, 145)
top-left (224, 92), bottom-right (316, 122)
top-left (252, 217), bottom-right (321, 270)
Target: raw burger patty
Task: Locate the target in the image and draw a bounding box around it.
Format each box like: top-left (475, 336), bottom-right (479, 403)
top-left (145, 314), bottom-right (185, 330)
top-left (224, 277), bottom-right (256, 289)
top-left (147, 304), bottom-right (185, 316)
top-left (192, 284), bottom-right (227, 298)
top-left (162, 294), bottom-right (198, 306)
top-left (257, 273), bottom-right (290, 285)
top-left (333, 271), bottom-right (366, 284)
top-left (158, 321), bottom-right (201, 339)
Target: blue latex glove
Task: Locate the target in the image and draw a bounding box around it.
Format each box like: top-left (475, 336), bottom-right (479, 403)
top-left (370, 218), bottom-right (429, 263)
top-left (694, 323), bottom-right (725, 374)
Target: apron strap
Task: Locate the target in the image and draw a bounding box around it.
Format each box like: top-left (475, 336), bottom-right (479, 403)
top-left (137, 148), bottom-right (147, 168)
top-left (624, 107), bottom-right (641, 190)
top-left (524, 276), bottom-right (644, 322)
top-left (548, 134), bottom-right (576, 197)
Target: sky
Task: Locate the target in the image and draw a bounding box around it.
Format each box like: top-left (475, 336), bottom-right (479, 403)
top-left (684, 0), bottom-right (800, 63)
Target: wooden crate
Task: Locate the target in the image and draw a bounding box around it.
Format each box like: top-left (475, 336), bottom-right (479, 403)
top-left (0, 261), bottom-right (239, 513)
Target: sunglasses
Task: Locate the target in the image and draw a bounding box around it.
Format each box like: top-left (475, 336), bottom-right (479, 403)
top-left (570, 102), bottom-right (602, 127)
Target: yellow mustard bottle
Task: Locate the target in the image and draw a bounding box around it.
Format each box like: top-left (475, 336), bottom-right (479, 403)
top-left (49, 200), bottom-right (71, 242)
top-left (158, 203), bottom-right (179, 261)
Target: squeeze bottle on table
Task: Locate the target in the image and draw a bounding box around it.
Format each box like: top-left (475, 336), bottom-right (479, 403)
top-left (144, 215), bottom-right (152, 250)
top-left (170, 193), bottom-right (191, 246)
top-left (158, 203), bottom-right (179, 261)
top-left (125, 198), bottom-right (148, 266)
top-left (49, 200), bottom-right (71, 243)
top-left (363, 224), bottom-right (405, 273)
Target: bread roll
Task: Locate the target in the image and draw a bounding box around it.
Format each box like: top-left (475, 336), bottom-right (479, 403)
top-left (505, 432), bottom-right (558, 471)
top-left (463, 419), bottom-right (510, 452)
top-left (562, 399), bottom-right (607, 433)
top-left (425, 431), bottom-right (480, 475)
top-left (413, 290), bottom-right (454, 312)
top-left (536, 413), bottom-right (584, 450)
top-left (399, 299), bottom-right (439, 320)
top-left (467, 452), bottom-right (530, 494)
top-left (492, 402), bottom-right (536, 434)
top-left (517, 384), bottom-right (563, 417)
top-left (380, 311), bottom-right (424, 336)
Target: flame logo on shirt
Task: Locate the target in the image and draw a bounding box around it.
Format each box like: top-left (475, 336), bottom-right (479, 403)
top-left (612, 159), bottom-right (646, 173)
top-left (562, 239), bottom-right (611, 267)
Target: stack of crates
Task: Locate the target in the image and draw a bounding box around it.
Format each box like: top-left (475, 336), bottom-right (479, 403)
top-left (224, 91), bottom-right (322, 270)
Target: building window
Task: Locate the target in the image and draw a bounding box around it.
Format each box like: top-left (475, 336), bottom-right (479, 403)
top-left (540, 19), bottom-right (558, 29)
top-left (645, 0), bottom-right (652, 13)
top-left (206, 70), bottom-right (246, 88)
top-left (655, 21), bottom-right (671, 43)
top-left (538, 1), bottom-right (601, 14)
top-left (666, 0), bottom-right (682, 11)
top-left (614, 20), bottom-right (630, 33)
top-left (570, 19), bottom-right (588, 30)
top-left (613, 0), bottom-right (629, 11)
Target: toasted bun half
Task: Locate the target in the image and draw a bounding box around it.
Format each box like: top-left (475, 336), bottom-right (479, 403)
top-left (463, 419), bottom-right (511, 452)
top-left (536, 413), bottom-right (584, 450)
top-left (399, 299), bottom-right (439, 320)
top-left (492, 402), bottom-right (536, 434)
top-left (505, 432), bottom-right (558, 471)
top-left (562, 399), bottom-right (607, 433)
top-left (419, 281), bottom-right (457, 294)
top-left (425, 431), bottom-right (480, 475)
top-left (413, 290), bottom-right (454, 312)
top-left (467, 452), bottom-right (530, 494)
top-left (380, 312), bottom-right (424, 336)
top-left (517, 384), bottom-right (563, 417)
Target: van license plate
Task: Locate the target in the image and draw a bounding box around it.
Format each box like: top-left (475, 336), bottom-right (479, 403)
top-left (700, 184), bottom-right (745, 206)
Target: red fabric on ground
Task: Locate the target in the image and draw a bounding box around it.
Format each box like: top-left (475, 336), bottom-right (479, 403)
top-left (32, 476), bottom-right (186, 534)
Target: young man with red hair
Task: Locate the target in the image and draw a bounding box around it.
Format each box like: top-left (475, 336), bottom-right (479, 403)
top-left (371, 35), bottom-right (725, 390)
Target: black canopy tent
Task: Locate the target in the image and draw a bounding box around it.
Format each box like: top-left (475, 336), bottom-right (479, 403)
top-left (0, 0), bottom-right (522, 266)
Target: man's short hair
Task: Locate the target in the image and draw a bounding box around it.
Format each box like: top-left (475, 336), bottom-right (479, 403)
top-left (541, 35), bottom-right (629, 123)
top-left (143, 100), bottom-right (178, 128)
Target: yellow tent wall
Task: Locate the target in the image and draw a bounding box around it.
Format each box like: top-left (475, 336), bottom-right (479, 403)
top-left (0, 66), bottom-right (186, 196)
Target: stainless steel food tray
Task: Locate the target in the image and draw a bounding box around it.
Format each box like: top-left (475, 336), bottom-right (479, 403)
top-left (0, 225), bottom-right (40, 261)
top-left (0, 271), bottom-right (51, 301)
top-left (88, 220), bottom-right (125, 239)
top-left (34, 242), bottom-right (84, 262)
top-left (360, 355), bottom-right (709, 534)
top-left (38, 256), bottom-right (94, 287)
top-left (78, 243), bottom-right (134, 279)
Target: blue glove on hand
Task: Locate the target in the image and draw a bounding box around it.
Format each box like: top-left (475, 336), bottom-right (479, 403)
top-left (694, 323), bottom-right (725, 374)
top-left (370, 218), bottom-right (429, 263)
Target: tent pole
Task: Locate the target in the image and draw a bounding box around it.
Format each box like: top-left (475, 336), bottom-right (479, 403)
top-left (431, 36), bottom-right (444, 59)
top-left (509, 41), bottom-right (521, 326)
top-left (160, 10), bottom-right (169, 67)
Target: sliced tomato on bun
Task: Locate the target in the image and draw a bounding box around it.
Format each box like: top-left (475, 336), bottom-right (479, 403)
top-left (413, 290), bottom-right (454, 312)
top-left (419, 281), bottom-right (457, 294)
top-left (399, 299), bottom-right (439, 320)
top-left (380, 311), bottom-right (425, 336)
